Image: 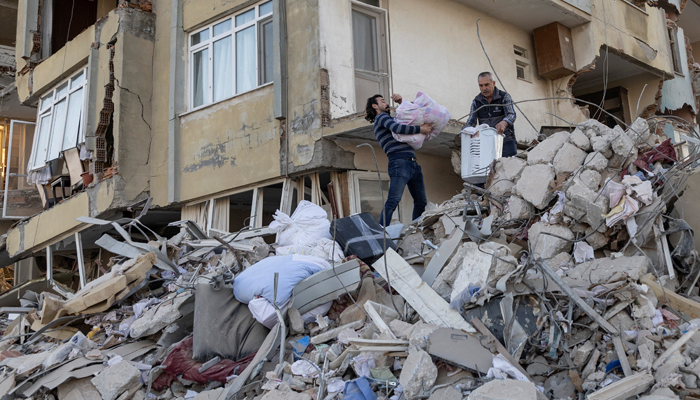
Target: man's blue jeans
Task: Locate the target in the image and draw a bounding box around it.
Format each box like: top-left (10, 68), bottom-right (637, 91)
top-left (380, 158), bottom-right (427, 226)
top-left (502, 138), bottom-right (517, 157)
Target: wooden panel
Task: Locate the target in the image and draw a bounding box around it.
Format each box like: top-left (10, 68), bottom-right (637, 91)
top-left (533, 22), bottom-right (576, 80)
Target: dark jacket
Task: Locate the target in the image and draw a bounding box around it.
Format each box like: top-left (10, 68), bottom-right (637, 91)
top-left (465, 88), bottom-right (516, 141)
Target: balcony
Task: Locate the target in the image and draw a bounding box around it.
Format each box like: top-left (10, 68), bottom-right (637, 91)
top-left (452, 0), bottom-right (591, 32)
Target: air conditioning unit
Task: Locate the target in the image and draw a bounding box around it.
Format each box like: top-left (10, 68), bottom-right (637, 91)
top-left (461, 127), bottom-right (503, 184)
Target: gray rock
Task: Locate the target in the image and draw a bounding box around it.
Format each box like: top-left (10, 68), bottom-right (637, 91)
top-left (468, 379), bottom-right (547, 400)
top-left (428, 385), bottom-right (462, 400)
top-left (408, 322), bottom-right (440, 351)
top-left (579, 119), bottom-right (611, 138)
top-left (544, 371), bottom-right (576, 400)
top-left (578, 169), bottom-right (601, 191)
top-left (58, 378), bottom-right (102, 400)
top-left (130, 292), bottom-right (192, 338)
top-left (505, 196), bottom-right (530, 220)
top-left (654, 351), bottom-right (684, 383)
top-left (487, 157), bottom-right (527, 196)
top-left (260, 389), bottom-right (312, 400)
top-left (563, 256), bottom-right (650, 288)
top-left (611, 125), bottom-right (637, 158)
top-left (570, 128), bottom-right (592, 151)
top-left (390, 319), bottom-right (415, 340)
top-left (432, 243), bottom-right (469, 300)
top-left (528, 132), bottom-right (570, 165)
top-left (639, 387), bottom-right (681, 400)
top-left (572, 340), bottom-right (594, 366)
top-left (287, 308), bottom-right (305, 335)
top-left (514, 164), bottom-right (556, 210)
top-left (528, 222), bottom-right (574, 260)
top-left (399, 350), bottom-right (438, 400)
top-left (682, 372), bottom-right (698, 388)
top-left (585, 230), bottom-right (608, 250)
top-left (583, 152), bottom-right (608, 172)
top-left (553, 142), bottom-right (587, 175)
top-left (91, 361), bottom-right (142, 400)
top-left (591, 135), bottom-right (614, 158)
top-left (526, 356), bottom-right (550, 376)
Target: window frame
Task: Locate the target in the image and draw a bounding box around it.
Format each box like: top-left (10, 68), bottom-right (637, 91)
top-left (188, 1), bottom-right (273, 111)
top-left (28, 67), bottom-right (89, 172)
top-left (348, 171), bottom-right (408, 224)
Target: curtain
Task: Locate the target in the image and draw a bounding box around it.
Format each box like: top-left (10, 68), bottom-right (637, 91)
top-left (193, 48), bottom-right (209, 107)
top-left (211, 197), bottom-right (230, 232)
top-left (213, 36), bottom-right (233, 102)
top-left (236, 26), bottom-right (256, 93)
top-left (181, 202), bottom-right (209, 233)
top-left (352, 10), bottom-right (377, 72)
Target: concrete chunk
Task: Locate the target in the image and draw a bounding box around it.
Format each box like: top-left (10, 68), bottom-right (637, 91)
top-left (58, 378), bottom-right (103, 400)
top-left (261, 389), bottom-right (312, 400)
top-left (571, 128), bottom-right (592, 151)
top-left (486, 157), bottom-right (527, 196)
top-left (527, 131), bottom-right (570, 165)
top-left (553, 142), bottom-right (587, 175)
top-left (91, 361), bottom-right (141, 400)
top-left (505, 196), bottom-right (530, 220)
top-left (611, 125), bottom-right (637, 158)
top-left (590, 135), bottom-right (613, 158)
top-left (287, 308), bottom-right (305, 335)
top-left (514, 164), bottom-right (556, 210)
top-left (468, 379), bottom-right (547, 400)
top-left (399, 350), bottom-right (438, 400)
top-left (450, 242), bottom-right (516, 301)
top-left (563, 256), bottom-right (650, 288)
top-left (584, 152), bottom-right (608, 172)
top-left (578, 169), bottom-right (602, 191)
top-left (528, 222), bottom-right (574, 260)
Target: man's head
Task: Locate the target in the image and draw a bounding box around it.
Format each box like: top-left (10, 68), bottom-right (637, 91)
top-left (478, 72), bottom-right (496, 99)
top-left (365, 94), bottom-right (390, 123)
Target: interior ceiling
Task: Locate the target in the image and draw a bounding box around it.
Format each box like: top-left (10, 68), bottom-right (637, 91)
top-left (679, 1), bottom-right (700, 45)
top-left (452, 0), bottom-right (590, 32)
top-left (331, 127), bottom-right (458, 158)
top-left (572, 50), bottom-right (659, 94)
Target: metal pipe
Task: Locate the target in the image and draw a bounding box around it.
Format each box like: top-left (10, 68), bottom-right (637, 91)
top-left (272, 273), bottom-right (286, 365)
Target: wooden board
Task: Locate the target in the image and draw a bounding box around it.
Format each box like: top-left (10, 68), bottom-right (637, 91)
top-left (640, 273), bottom-right (700, 319)
top-left (292, 259), bottom-right (361, 314)
top-left (62, 275), bottom-right (127, 315)
top-left (421, 222), bottom-right (465, 286)
top-left (373, 249), bottom-right (475, 333)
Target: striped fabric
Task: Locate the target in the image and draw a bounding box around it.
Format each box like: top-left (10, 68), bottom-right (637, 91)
top-left (373, 113), bottom-right (421, 160)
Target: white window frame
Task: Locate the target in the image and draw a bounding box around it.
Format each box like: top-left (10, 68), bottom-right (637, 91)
top-left (188, 1), bottom-right (273, 111)
top-left (348, 171), bottom-right (409, 224)
top-left (28, 67), bottom-right (89, 172)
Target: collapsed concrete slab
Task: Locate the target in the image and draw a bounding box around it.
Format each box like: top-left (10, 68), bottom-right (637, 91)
top-left (468, 379), bottom-right (547, 400)
top-left (91, 361), bottom-right (141, 400)
top-left (563, 256), bottom-right (650, 288)
top-left (514, 164), bottom-right (556, 210)
top-left (527, 132), bottom-right (570, 165)
top-left (399, 350), bottom-right (438, 400)
top-left (528, 222), bottom-right (574, 260)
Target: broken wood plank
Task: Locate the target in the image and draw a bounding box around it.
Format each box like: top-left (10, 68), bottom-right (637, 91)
top-left (587, 373), bottom-right (654, 400)
top-left (421, 222), bottom-right (465, 286)
top-left (470, 317), bottom-right (531, 381)
top-left (373, 249), bottom-right (474, 333)
top-left (613, 337), bottom-right (632, 377)
top-left (640, 273), bottom-right (700, 319)
top-left (347, 338), bottom-right (408, 346)
top-left (310, 320), bottom-right (365, 345)
top-left (652, 327), bottom-right (698, 370)
top-left (364, 301), bottom-right (397, 339)
top-left (539, 261), bottom-right (619, 335)
top-left (350, 346), bottom-right (409, 353)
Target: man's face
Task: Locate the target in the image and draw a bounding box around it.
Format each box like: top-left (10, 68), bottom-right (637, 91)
top-left (373, 96), bottom-right (390, 113)
top-left (478, 77), bottom-right (495, 98)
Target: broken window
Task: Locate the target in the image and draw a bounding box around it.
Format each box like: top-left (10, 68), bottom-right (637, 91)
top-left (42, 0), bottom-right (100, 58)
top-left (668, 27), bottom-right (682, 74)
top-left (348, 171), bottom-right (406, 224)
top-left (189, 1), bottom-right (273, 109)
top-left (575, 86), bottom-right (632, 128)
top-left (27, 67), bottom-right (88, 172)
top-left (352, 4), bottom-right (389, 113)
top-left (2, 120), bottom-right (42, 218)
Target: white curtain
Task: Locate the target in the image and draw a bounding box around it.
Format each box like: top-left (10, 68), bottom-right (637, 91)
top-left (193, 48), bottom-right (209, 107)
top-left (212, 197), bottom-right (230, 232)
top-left (213, 36), bottom-right (233, 102)
top-left (181, 202), bottom-right (209, 233)
top-left (236, 26), bottom-right (256, 93)
top-left (352, 10), bottom-right (377, 72)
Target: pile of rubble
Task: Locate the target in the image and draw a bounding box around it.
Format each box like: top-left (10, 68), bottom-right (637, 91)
top-left (0, 116), bottom-right (699, 400)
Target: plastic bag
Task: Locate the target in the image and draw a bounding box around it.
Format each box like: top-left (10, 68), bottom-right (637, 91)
top-left (270, 200), bottom-right (332, 247)
top-left (393, 92), bottom-right (451, 149)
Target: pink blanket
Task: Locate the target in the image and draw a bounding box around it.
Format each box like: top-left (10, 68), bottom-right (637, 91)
top-left (393, 92), bottom-right (451, 149)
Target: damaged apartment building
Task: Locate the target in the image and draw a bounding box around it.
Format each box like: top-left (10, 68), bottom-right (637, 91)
top-left (0, 0), bottom-right (697, 291)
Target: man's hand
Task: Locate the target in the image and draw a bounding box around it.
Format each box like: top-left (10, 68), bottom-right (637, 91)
top-left (420, 124), bottom-right (432, 134)
top-left (391, 94), bottom-right (403, 105)
top-left (495, 121), bottom-right (508, 135)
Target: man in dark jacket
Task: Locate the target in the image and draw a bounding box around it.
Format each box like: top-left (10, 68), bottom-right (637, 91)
top-left (465, 72), bottom-right (518, 157)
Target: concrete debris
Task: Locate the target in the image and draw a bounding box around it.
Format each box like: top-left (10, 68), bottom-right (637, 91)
top-left (1, 116), bottom-right (699, 400)
top-left (399, 350), bottom-right (438, 400)
top-left (91, 361), bottom-right (141, 400)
